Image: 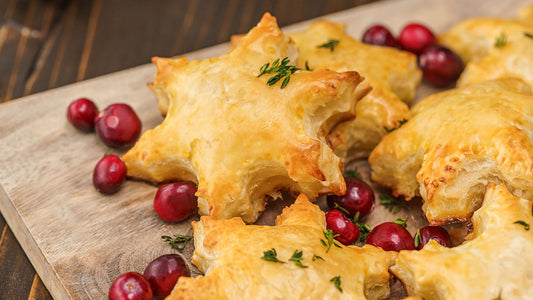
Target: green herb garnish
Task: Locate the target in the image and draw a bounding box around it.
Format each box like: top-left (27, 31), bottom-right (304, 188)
top-left (261, 248), bottom-right (285, 263)
top-left (353, 212), bottom-right (372, 243)
top-left (384, 118), bottom-right (408, 133)
top-left (289, 250), bottom-right (308, 268)
top-left (305, 60), bottom-right (313, 71)
top-left (334, 203), bottom-right (351, 216)
top-left (525, 32), bottom-right (533, 39)
top-left (317, 39), bottom-right (340, 52)
top-left (379, 194), bottom-right (404, 214)
top-left (330, 276), bottom-right (343, 292)
top-left (495, 32), bottom-right (507, 47)
top-left (414, 229), bottom-right (423, 248)
top-left (514, 220), bottom-right (530, 231)
top-left (345, 169), bottom-right (362, 180)
top-left (161, 234), bottom-right (193, 252)
top-left (393, 218), bottom-right (408, 228)
top-left (257, 57), bottom-right (299, 89)
top-left (321, 229), bottom-right (342, 253)
top-left (312, 254), bottom-right (324, 261)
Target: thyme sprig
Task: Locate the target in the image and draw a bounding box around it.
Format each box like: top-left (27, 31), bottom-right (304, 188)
top-left (289, 250), bottom-right (308, 268)
top-left (312, 254), bottom-right (325, 261)
top-left (353, 212), bottom-right (371, 243)
top-left (495, 32), bottom-right (507, 47)
top-left (330, 276), bottom-right (343, 292)
top-left (257, 57), bottom-right (299, 89)
top-left (261, 248), bottom-right (285, 263)
top-left (514, 220), bottom-right (530, 231)
top-left (393, 218), bottom-right (408, 228)
top-left (384, 118), bottom-right (408, 133)
top-left (379, 194), bottom-right (404, 214)
top-left (161, 234), bottom-right (193, 252)
top-left (334, 203), bottom-right (351, 216)
top-left (317, 39), bottom-right (340, 52)
top-left (344, 169), bottom-right (362, 180)
top-left (321, 229), bottom-right (342, 253)
top-left (414, 229), bottom-right (423, 248)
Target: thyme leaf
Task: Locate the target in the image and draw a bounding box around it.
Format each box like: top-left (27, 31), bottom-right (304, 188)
top-left (379, 194), bottom-right (404, 214)
top-left (317, 39), bottom-right (340, 52)
top-left (353, 212), bottom-right (372, 243)
top-left (525, 32), bottom-right (533, 39)
top-left (312, 254), bottom-right (324, 261)
top-left (257, 57), bottom-right (299, 89)
top-left (305, 60), bottom-right (313, 71)
top-left (161, 234), bottom-right (193, 252)
top-left (384, 118), bottom-right (408, 133)
top-left (414, 229), bottom-right (423, 248)
top-left (261, 248), bottom-right (285, 263)
top-left (344, 169), bottom-right (362, 180)
top-left (514, 220), bottom-right (530, 231)
top-left (393, 218), bottom-right (408, 228)
top-left (321, 229), bottom-right (342, 253)
top-left (495, 32), bottom-right (507, 47)
top-left (334, 203), bottom-right (351, 216)
top-left (330, 276), bottom-right (343, 292)
top-left (289, 250), bottom-right (308, 268)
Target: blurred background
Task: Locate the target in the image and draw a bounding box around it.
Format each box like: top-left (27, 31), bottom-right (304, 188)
top-left (0, 0), bottom-right (378, 298)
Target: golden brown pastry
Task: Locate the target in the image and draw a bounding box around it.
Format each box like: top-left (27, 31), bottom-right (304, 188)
top-left (439, 5), bottom-right (533, 87)
top-left (123, 13), bottom-right (371, 223)
top-left (391, 183), bottom-right (533, 300)
top-left (289, 21), bottom-right (421, 159)
top-left (368, 78), bottom-right (533, 224)
top-left (167, 194), bottom-right (396, 300)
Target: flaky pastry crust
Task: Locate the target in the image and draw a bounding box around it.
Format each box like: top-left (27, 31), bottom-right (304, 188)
top-left (391, 183), bottom-right (533, 300)
top-left (167, 194), bottom-right (396, 300)
top-left (123, 13), bottom-right (371, 223)
top-left (289, 21), bottom-right (420, 160)
top-left (439, 5), bottom-right (533, 87)
top-left (369, 78), bottom-right (533, 224)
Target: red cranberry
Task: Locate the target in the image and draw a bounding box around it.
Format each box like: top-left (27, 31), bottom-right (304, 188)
top-left (154, 182), bottom-right (198, 222)
top-left (418, 45), bottom-right (464, 87)
top-left (327, 177), bottom-right (375, 219)
top-left (93, 155), bottom-right (127, 194)
top-left (144, 254), bottom-right (189, 298)
top-left (109, 272), bottom-right (153, 300)
top-left (365, 220), bottom-right (415, 251)
top-left (94, 103), bottom-right (142, 148)
top-left (326, 209), bottom-right (360, 245)
top-left (398, 23), bottom-right (435, 54)
top-left (362, 24), bottom-right (398, 47)
top-left (67, 98), bottom-right (98, 132)
top-left (415, 226), bottom-right (452, 250)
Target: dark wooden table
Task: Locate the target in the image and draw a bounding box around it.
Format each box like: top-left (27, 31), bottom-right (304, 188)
top-left (0, 0), bottom-right (378, 298)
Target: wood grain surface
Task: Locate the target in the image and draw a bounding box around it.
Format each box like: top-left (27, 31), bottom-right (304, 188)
top-left (0, 1), bottom-right (377, 298)
top-left (0, 0), bottom-right (529, 298)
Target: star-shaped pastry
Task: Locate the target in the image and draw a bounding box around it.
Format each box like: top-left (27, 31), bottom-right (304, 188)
top-left (369, 78), bottom-right (533, 224)
top-left (439, 5), bottom-right (533, 87)
top-left (167, 194), bottom-right (396, 299)
top-left (289, 20), bottom-right (420, 159)
top-left (123, 13), bottom-right (370, 223)
top-left (391, 183), bottom-right (533, 299)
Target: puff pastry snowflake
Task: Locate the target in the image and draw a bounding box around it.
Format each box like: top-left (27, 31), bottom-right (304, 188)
top-left (439, 5), bottom-right (533, 87)
top-left (369, 78), bottom-right (533, 224)
top-left (123, 13), bottom-right (370, 223)
top-left (391, 183), bottom-right (533, 300)
top-left (167, 194), bottom-right (396, 299)
top-left (290, 20), bottom-right (420, 159)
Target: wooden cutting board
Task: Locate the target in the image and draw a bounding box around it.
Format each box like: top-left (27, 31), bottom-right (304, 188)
top-left (0, 0), bottom-right (528, 298)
